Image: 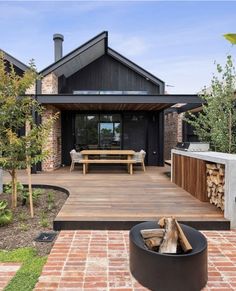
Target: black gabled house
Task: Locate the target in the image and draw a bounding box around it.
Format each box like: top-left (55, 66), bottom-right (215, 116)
top-left (2, 32), bottom-right (202, 171)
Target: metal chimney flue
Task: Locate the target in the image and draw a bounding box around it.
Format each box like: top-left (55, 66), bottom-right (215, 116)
top-left (53, 33), bottom-right (64, 62)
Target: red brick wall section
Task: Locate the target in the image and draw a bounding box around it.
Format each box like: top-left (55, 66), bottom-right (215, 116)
top-left (164, 111), bottom-right (183, 160)
top-left (42, 105), bottom-right (61, 171)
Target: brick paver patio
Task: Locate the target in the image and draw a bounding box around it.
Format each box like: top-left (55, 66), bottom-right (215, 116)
top-left (33, 230), bottom-right (236, 291)
top-left (0, 262), bottom-right (21, 290)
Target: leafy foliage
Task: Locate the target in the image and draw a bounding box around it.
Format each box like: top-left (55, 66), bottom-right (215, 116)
top-left (21, 188), bottom-right (42, 206)
top-left (185, 55), bottom-right (236, 153)
top-left (46, 191), bottom-right (55, 211)
top-left (39, 211), bottom-right (49, 228)
top-left (0, 52), bottom-right (58, 214)
top-left (0, 200), bottom-right (13, 226)
top-left (4, 182), bottom-right (24, 195)
top-left (224, 34), bottom-right (236, 45)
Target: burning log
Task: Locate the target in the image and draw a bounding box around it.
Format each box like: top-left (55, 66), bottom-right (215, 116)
top-left (140, 217), bottom-right (193, 254)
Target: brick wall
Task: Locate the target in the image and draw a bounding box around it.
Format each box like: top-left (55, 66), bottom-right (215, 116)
top-left (42, 73), bottom-right (58, 94)
top-left (42, 105), bottom-right (61, 171)
top-left (41, 73), bottom-right (61, 171)
top-left (164, 111), bottom-right (184, 160)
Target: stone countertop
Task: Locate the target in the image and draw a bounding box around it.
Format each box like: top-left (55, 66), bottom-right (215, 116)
top-left (172, 149), bottom-right (236, 164)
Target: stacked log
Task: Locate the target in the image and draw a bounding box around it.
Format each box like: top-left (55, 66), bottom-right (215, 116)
top-left (140, 217), bottom-right (192, 254)
top-left (206, 163), bottom-right (225, 211)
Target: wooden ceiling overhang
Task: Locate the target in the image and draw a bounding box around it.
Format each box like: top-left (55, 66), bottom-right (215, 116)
top-left (36, 94), bottom-right (202, 111)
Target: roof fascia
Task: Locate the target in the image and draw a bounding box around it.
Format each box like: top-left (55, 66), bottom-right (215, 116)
top-left (35, 94), bottom-right (202, 105)
top-left (177, 103), bottom-right (203, 113)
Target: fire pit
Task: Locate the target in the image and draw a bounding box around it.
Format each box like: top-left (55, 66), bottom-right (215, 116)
top-left (130, 221), bottom-right (208, 291)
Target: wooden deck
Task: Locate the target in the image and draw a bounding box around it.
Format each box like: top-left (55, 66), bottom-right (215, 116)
top-left (4, 166), bottom-right (229, 230)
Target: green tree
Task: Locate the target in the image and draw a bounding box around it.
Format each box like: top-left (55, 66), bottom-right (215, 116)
top-left (0, 52), bottom-right (57, 217)
top-left (224, 34), bottom-right (236, 45)
top-left (185, 55), bottom-right (236, 153)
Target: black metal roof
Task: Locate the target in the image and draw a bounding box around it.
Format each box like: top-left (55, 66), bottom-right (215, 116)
top-left (39, 31), bottom-right (165, 89)
top-left (36, 94), bottom-right (202, 104)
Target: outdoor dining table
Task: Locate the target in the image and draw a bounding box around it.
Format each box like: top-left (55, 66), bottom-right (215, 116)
top-left (80, 150), bottom-right (136, 174)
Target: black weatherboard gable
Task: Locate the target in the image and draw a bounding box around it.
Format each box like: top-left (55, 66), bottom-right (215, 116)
top-left (107, 47), bottom-right (165, 91)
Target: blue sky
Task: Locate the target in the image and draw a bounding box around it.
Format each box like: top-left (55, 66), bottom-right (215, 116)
top-left (0, 1), bottom-right (236, 93)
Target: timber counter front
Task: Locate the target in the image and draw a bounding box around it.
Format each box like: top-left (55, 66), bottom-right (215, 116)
top-left (171, 149), bottom-right (236, 228)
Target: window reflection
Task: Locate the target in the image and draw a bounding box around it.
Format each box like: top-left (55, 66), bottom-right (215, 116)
top-left (75, 114), bottom-right (121, 150)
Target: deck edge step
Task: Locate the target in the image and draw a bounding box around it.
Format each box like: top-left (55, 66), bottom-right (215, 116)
top-left (53, 219), bottom-right (230, 231)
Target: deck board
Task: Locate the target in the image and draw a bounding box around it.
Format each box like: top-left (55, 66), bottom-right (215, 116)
top-left (4, 166), bottom-right (228, 230)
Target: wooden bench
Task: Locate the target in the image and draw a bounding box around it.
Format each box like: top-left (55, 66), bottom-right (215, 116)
top-left (79, 159), bottom-right (136, 175)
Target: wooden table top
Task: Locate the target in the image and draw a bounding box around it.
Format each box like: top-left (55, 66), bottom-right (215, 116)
top-left (81, 150), bottom-right (136, 155)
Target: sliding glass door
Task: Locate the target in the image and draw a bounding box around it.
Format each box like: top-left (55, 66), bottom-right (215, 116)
top-left (75, 113), bottom-right (121, 150)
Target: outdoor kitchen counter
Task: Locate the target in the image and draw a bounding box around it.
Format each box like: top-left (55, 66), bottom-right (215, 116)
top-left (171, 149), bottom-right (236, 228)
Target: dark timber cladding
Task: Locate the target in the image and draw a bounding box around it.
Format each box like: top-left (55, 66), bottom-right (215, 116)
top-left (58, 55), bottom-right (160, 94)
top-left (61, 111), bottom-right (164, 166)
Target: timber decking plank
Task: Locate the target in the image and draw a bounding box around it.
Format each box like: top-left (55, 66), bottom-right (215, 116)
top-left (3, 166), bottom-right (226, 230)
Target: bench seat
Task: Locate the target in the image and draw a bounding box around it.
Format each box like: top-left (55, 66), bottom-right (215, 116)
top-left (79, 159), bottom-right (136, 164)
top-left (79, 159), bottom-right (136, 174)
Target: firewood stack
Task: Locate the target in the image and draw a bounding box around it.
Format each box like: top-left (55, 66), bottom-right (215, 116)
top-left (140, 217), bottom-right (192, 254)
top-left (206, 163), bottom-right (225, 211)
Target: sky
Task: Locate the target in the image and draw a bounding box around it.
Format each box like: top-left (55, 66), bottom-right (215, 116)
top-left (0, 1), bottom-right (236, 94)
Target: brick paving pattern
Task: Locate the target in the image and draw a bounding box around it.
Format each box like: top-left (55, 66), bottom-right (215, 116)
top-left (34, 230), bottom-right (236, 291)
top-left (0, 262), bottom-right (21, 290)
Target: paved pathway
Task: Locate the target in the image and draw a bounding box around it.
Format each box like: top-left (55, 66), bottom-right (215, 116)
top-left (34, 230), bottom-right (236, 291)
top-left (0, 263), bottom-right (21, 290)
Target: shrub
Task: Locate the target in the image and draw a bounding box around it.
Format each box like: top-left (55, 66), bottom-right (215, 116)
top-left (39, 211), bottom-right (49, 228)
top-left (4, 182), bottom-right (24, 195)
top-left (46, 191), bottom-right (55, 211)
top-left (21, 189), bottom-right (42, 206)
top-left (0, 200), bottom-right (13, 226)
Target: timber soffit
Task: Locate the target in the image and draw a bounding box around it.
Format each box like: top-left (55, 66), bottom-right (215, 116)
top-left (0, 49), bottom-right (29, 72)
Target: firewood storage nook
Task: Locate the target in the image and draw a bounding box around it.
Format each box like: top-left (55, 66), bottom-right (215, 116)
top-left (129, 221), bottom-right (208, 291)
top-left (171, 149), bottom-right (236, 228)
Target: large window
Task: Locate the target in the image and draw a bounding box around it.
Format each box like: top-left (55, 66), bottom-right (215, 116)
top-left (75, 114), bottom-right (121, 150)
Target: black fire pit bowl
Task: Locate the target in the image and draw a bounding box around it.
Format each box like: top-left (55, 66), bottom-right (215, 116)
top-left (129, 221), bottom-right (208, 291)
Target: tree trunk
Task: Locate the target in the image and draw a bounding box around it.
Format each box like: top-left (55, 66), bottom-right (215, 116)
top-left (11, 169), bottom-right (17, 209)
top-left (228, 110), bottom-right (232, 153)
top-left (26, 158), bottom-right (34, 218)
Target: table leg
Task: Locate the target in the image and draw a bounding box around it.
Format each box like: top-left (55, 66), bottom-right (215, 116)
top-left (127, 155), bottom-right (131, 173)
top-left (83, 164), bottom-right (86, 175)
top-left (84, 155), bottom-right (89, 173)
top-left (130, 163), bottom-right (133, 175)
top-left (127, 163), bottom-right (130, 174)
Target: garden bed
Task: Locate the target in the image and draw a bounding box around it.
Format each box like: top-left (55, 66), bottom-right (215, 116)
top-left (0, 188), bottom-right (67, 256)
